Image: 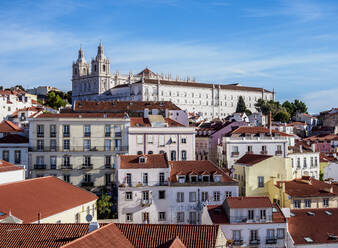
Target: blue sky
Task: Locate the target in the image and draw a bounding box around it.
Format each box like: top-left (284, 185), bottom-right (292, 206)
top-left (0, 0), bottom-right (337, 113)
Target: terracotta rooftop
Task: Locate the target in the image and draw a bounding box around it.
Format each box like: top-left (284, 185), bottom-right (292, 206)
top-left (169, 160), bottom-right (236, 184)
top-left (115, 223), bottom-right (220, 248)
top-left (226, 196), bottom-right (273, 208)
top-left (73, 101), bottom-right (181, 112)
top-left (0, 176), bottom-right (98, 223)
top-left (0, 160), bottom-right (24, 173)
top-left (287, 121), bottom-right (307, 127)
top-left (36, 112), bottom-right (127, 119)
top-left (136, 67), bottom-right (157, 77)
top-left (0, 121), bottom-right (23, 133)
top-left (130, 117), bottom-right (184, 127)
top-left (119, 154), bottom-right (169, 169)
top-left (231, 126), bottom-right (293, 137)
top-left (235, 154), bottom-right (273, 166)
top-left (288, 208), bottom-right (338, 245)
top-left (304, 134), bottom-right (338, 142)
top-left (276, 176), bottom-right (337, 197)
top-left (0, 223), bottom-right (90, 248)
top-left (62, 222), bottom-right (133, 248)
top-left (0, 134), bottom-right (29, 144)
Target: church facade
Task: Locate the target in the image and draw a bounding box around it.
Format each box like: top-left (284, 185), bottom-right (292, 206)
top-left (72, 44), bottom-right (275, 119)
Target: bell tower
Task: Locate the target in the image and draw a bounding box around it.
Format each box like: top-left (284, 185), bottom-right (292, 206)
top-left (91, 42), bottom-right (111, 94)
top-left (72, 47), bottom-right (89, 79)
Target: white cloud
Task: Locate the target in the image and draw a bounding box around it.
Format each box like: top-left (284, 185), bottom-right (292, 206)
top-left (303, 88), bottom-right (338, 113)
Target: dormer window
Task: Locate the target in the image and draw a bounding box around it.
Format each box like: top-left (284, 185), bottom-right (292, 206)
top-left (139, 156), bottom-right (146, 163)
top-left (190, 175), bottom-right (197, 183)
top-left (214, 175), bottom-right (222, 182)
top-left (202, 175), bottom-right (210, 182)
top-left (177, 175), bottom-right (185, 183)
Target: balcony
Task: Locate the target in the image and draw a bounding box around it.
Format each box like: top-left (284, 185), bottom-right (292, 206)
top-left (266, 238), bottom-right (277, 244)
top-left (81, 164), bottom-right (93, 170)
top-left (63, 132), bottom-right (70, 137)
top-left (84, 132), bottom-right (91, 137)
top-left (37, 133), bottom-right (44, 138)
top-left (60, 164), bottom-right (73, 169)
top-left (105, 132), bottom-right (111, 137)
top-left (246, 151), bottom-right (253, 154)
top-left (105, 164), bottom-right (114, 169)
top-left (50, 132), bottom-right (56, 138)
top-left (140, 199), bottom-right (152, 207)
top-left (115, 132), bottom-right (122, 137)
top-left (260, 150), bottom-right (268, 155)
top-left (34, 164), bottom-right (46, 170)
top-left (232, 240), bottom-right (243, 246)
top-left (29, 146), bottom-right (128, 153)
top-left (231, 152), bottom-right (239, 157)
top-left (81, 182), bottom-right (94, 187)
top-left (120, 180), bottom-right (169, 187)
top-left (249, 239), bottom-right (260, 245)
top-left (275, 150), bottom-right (283, 155)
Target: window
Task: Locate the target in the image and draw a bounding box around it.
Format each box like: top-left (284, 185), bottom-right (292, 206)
top-left (50, 125), bottom-right (56, 137)
top-left (143, 173), bottom-right (148, 186)
top-left (267, 229), bottom-right (275, 239)
top-left (137, 151), bottom-right (143, 155)
top-left (250, 230), bottom-right (258, 241)
top-left (50, 156), bottom-right (56, 169)
top-left (137, 135), bottom-right (143, 144)
top-left (142, 212), bottom-right (149, 223)
top-left (233, 230), bottom-right (241, 241)
top-left (297, 158), bottom-right (301, 168)
top-left (158, 212), bottom-right (166, 221)
top-left (126, 192), bottom-right (132, 200)
top-left (303, 157), bottom-right (307, 168)
top-left (84, 156), bottom-right (91, 167)
top-left (323, 198), bottom-right (329, 207)
top-left (262, 145), bottom-right (267, 152)
top-left (201, 192), bottom-right (209, 201)
top-left (225, 191), bottom-right (232, 198)
top-left (277, 228), bottom-right (285, 239)
top-left (177, 192), bottom-right (184, 202)
top-left (159, 190), bottom-right (166, 199)
top-left (233, 146), bottom-right (238, 152)
top-left (63, 175), bottom-right (70, 183)
top-left (147, 151), bottom-right (153, 154)
top-left (159, 136), bottom-right (165, 146)
top-left (248, 210), bottom-right (254, 220)
top-left (115, 139), bottom-right (121, 151)
top-left (260, 209), bottom-right (266, 219)
top-left (177, 212), bottom-right (184, 223)
top-left (181, 150), bottom-right (187, 160)
top-left (148, 135), bottom-right (153, 144)
top-left (63, 156), bottom-right (70, 167)
top-left (159, 172), bottom-right (165, 185)
top-left (114, 126), bottom-right (121, 137)
top-left (170, 151), bottom-right (176, 161)
top-left (84, 174), bottom-right (91, 183)
top-left (84, 140), bottom-right (91, 151)
top-left (50, 139), bottom-right (56, 151)
top-left (315, 157), bottom-right (318, 167)
top-left (2, 150), bottom-right (9, 162)
top-left (63, 139), bottom-right (70, 150)
top-left (305, 199), bottom-right (311, 208)
top-left (126, 213), bottom-right (133, 222)
top-left (181, 137), bottom-right (187, 143)
top-left (105, 174), bottom-right (111, 185)
top-left (75, 213), bottom-right (80, 223)
top-left (258, 176), bottom-right (264, 188)
top-left (189, 211), bottom-right (197, 224)
top-left (247, 146), bottom-right (253, 153)
top-left (171, 136), bottom-right (177, 144)
top-left (105, 124), bottom-right (111, 137)
top-left (37, 140), bottom-right (44, 151)
top-left (126, 173), bottom-right (132, 186)
top-left (14, 150), bottom-right (21, 164)
top-left (311, 157), bottom-right (314, 167)
top-left (189, 192), bottom-right (196, 202)
top-left (105, 156), bottom-right (111, 167)
top-left (37, 125), bottom-right (44, 137)
top-left (213, 191), bottom-right (220, 201)
top-left (104, 139), bottom-right (111, 151)
top-left (277, 145), bottom-right (282, 151)
top-left (294, 200), bottom-right (301, 208)
top-left (63, 125), bottom-right (70, 137)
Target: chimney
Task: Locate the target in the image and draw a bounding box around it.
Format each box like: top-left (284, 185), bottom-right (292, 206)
top-left (311, 143), bottom-right (316, 152)
top-left (268, 111), bottom-right (272, 134)
top-left (88, 222), bottom-right (100, 233)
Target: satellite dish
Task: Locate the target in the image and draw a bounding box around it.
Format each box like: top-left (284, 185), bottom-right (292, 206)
top-left (86, 214), bottom-right (93, 222)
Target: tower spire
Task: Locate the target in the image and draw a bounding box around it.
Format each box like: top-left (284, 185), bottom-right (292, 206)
top-left (77, 46), bottom-right (86, 63)
top-left (96, 41), bottom-right (105, 60)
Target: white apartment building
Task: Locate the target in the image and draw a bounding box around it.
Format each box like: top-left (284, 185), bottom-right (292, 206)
top-left (71, 45), bottom-right (275, 120)
top-left (128, 115), bottom-right (195, 160)
top-left (219, 126), bottom-right (292, 168)
top-left (0, 134), bottom-right (29, 177)
top-left (0, 160), bottom-right (25, 184)
top-left (202, 197), bottom-right (287, 248)
top-left (288, 150), bottom-right (320, 179)
top-left (116, 154), bottom-right (238, 224)
top-left (28, 112), bottom-right (129, 192)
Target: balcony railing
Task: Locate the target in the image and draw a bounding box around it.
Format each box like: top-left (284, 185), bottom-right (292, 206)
top-left (37, 133), bottom-right (44, 138)
top-left (50, 132), bottom-right (56, 137)
top-left (63, 132), bottom-right (70, 137)
top-left (266, 238), bottom-right (277, 244)
top-left (60, 164), bottom-right (73, 169)
top-left (246, 151), bottom-right (253, 154)
top-left (232, 240), bottom-right (243, 246)
top-left (249, 239), bottom-right (260, 245)
top-left (231, 152), bottom-right (239, 157)
top-left (119, 180), bottom-right (169, 187)
top-left (84, 132), bottom-right (91, 137)
top-left (34, 164), bottom-right (46, 169)
top-left (275, 150), bottom-right (283, 155)
top-left (115, 132), bottom-right (122, 137)
top-left (140, 199), bottom-right (152, 207)
top-left (105, 132), bottom-right (111, 137)
top-left (29, 146), bottom-right (128, 152)
top-left (81, 182), bottom-right (94, 187)
top-left (260, 150), bottom-right (268, 155)
top-left (81, 164), bottom-right (93, 170)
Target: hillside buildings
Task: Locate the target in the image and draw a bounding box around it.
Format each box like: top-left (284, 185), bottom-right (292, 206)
top-left (71, 44), bottom-right (275, 120)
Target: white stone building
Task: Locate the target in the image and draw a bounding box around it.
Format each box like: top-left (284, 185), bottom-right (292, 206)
top-left (202, 196), bottom-right (287, 248)
top-left (288, 147), bottom-right (320, 179)
top-left (128, 116), bottom-right (195, 160)
top-left (116, 154), bottom-right (238, 224)
top-left (219, 126), bottom-right (293, 168)
top-left (0, 160), bottom-right (25, 184)
top-left (71, 45), bottom-right (275, 120)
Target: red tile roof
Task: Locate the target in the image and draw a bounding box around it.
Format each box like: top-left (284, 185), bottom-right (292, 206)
top-left (226, 196), bottom-right (273, 208)
top-left (136, 67), bottom-right (157, 77)
top-left (119, 154), bottom-right (169, 169)
top-left (0, 134), bottom-right (28, 144)
top-left (288, 208), bottom-right (338, 245)
top-left (231, 126), bottom-right (293, 137)
top-left (62, 222), bottom-right (133, 248)
top-left (0, 223), bottom-right (90, 248)
top-left (0, 176), bottom-right (98, 223)
top-left (115, 223), bottom-right (220, 248)
top-left (304, 134), bottom-right (338, 142)
top-left (0, 121), bottom-right (23, 133)
top-left (36, 112), bottom-right (127, 119)
top-left (235, 154), bottom-right (273, 166)
top-left (276, 177), bottom-right (337, 197)
top-left (169, 160), bottom-right (236, 183)
top-left (73, 101), bottom-right (181, 112)
top-left (130, 117), bottom-right (184, 127)
top-left (0, 160), bottom-right (24, 173)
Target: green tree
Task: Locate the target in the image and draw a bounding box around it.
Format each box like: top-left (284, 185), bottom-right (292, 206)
top-left (282, 100), bottom-right (295, 116)
top-left (293, 99), bottom-right (308, 114)
top-left (236, 96), bottom-right (247, 113)
top-left (46, 91), bottom-right (67, 109)
top-left (245, 109), bottom-right (252, 116)
top-left (97, 193), bottom-right (113, 219)
top-left (274, 111), bottom-right (290, 122)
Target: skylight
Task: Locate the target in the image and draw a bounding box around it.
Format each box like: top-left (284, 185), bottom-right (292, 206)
top-left (304, 237), bottom-right (313, 243)
top-left (325, 210), bottom-right (332, 216)
top-left (0, 212), bottom-right (5, 216)
top-left (307, 211), bottom-right (315, 216)
top-left (290, 212), bottom-right (295, 217)
top-left (272, 207), bottom-right (278, 213)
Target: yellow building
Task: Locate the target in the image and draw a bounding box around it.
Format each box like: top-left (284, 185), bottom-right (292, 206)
top-left (268, 176), bottom-right (338, 209)
top-left (233, 154), bottom-right (292, 197)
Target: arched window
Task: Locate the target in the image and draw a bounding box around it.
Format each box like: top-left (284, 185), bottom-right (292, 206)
top-left (137, 151), bottom-right (143, 155)
top-left (148, 151), bottom-right (153, 155)
top-left (181, 150), bottom-right (187, 160)
top-left (74, 68), bottom-right (77, 75)
top-left (83, 68), bottom-right (86, 73)
top-left (170, 151), bottom-right (176, 161)
top-left (103, 65), bottom-right (106, 72)
top-left (94, 64), bottom-right (97, 72)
